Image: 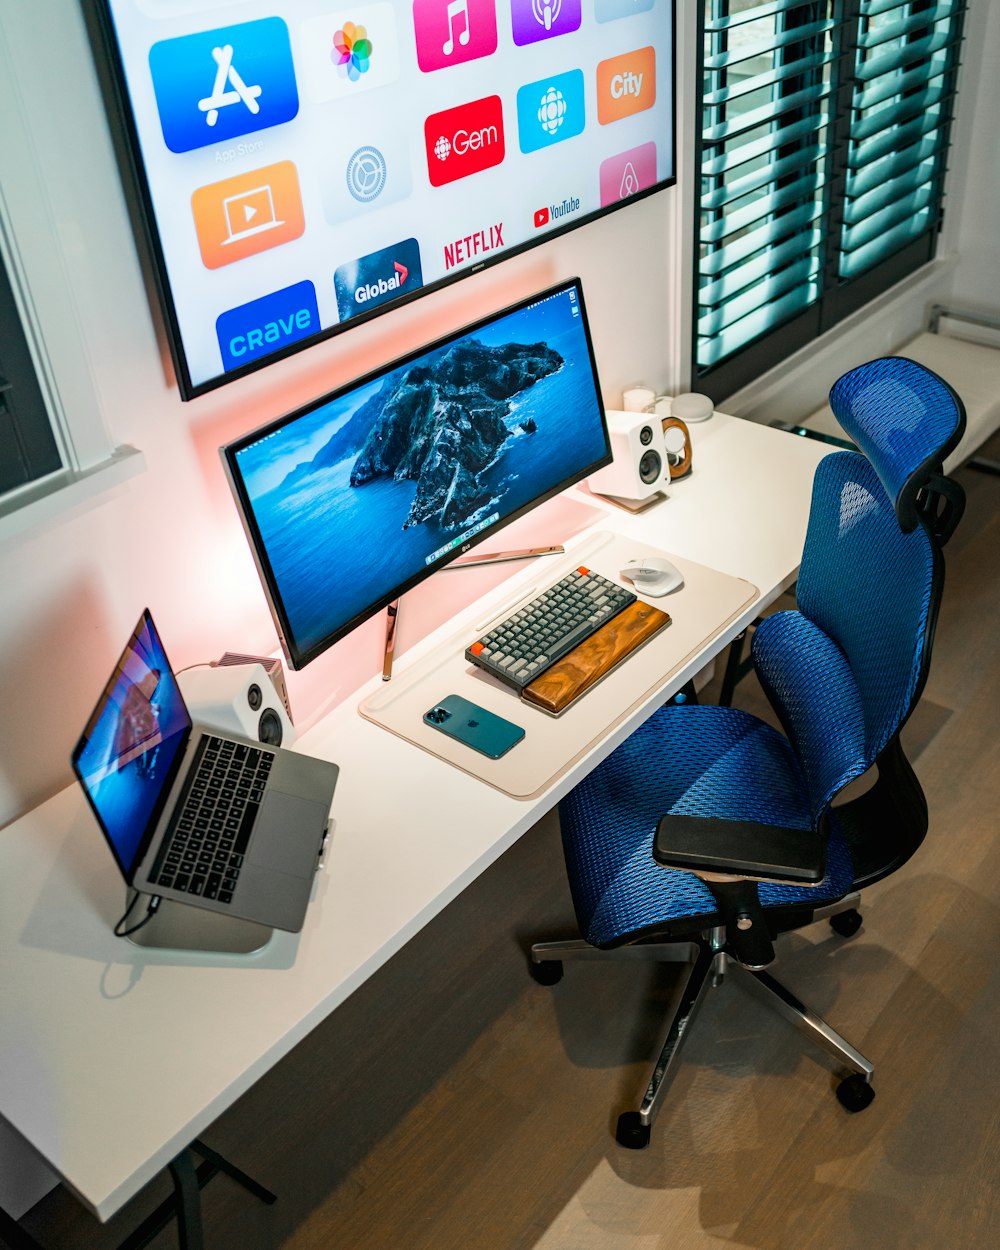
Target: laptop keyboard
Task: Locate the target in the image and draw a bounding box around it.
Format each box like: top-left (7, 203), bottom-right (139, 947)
top-left (148, 735), bottom-right (274, 904)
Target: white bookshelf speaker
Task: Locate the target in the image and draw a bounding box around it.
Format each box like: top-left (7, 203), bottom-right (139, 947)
top-left (587, 408), bottom-right (669, 503)
top-left (177, 661), bottom-right (295, 747)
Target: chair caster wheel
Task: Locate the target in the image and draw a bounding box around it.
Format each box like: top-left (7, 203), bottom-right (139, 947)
top-left (529, 959), bottom-right (563, 985)
top-left (829, 908), bottom-right (863, 938)
top-left (836, 1073), bottom-right (875, 1112)
top-left (615, 1112), bottom-right (651, 1150)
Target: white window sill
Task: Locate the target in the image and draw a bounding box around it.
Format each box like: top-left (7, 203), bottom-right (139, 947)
top-left (0, 445), bottom-right (145, 544)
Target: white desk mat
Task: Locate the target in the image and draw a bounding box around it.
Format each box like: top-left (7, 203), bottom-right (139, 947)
top-left (358, 531), bottom-right (757, 800)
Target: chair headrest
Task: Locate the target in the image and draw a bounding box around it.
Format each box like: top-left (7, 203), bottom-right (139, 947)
top-left (828, 357), bottom-right (966, 535)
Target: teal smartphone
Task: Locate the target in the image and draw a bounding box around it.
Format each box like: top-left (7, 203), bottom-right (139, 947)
top-left (423, 695), bottom-right (525, 759)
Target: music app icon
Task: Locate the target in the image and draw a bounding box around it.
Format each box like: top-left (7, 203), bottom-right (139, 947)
top-left (413, 0), bottom-right (498, 73)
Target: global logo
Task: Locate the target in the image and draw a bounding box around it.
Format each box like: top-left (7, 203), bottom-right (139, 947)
top-left (346, 145), bottom-right (387, 202)
top-left (332, 21), bottom-right (372, 81)
top-left (333, 237), bottom-right (423, 322)
top-left (537, 86), bottom-right (567, 136)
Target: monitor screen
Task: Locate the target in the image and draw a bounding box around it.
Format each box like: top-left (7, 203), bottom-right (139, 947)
top-left (93, 1), bottom-right (676, 399)
top-left (222, 277), bottom-right (611, 669)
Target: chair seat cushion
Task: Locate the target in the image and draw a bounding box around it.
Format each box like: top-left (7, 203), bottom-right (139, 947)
top-left (559, 704), bottom-right (855, 948)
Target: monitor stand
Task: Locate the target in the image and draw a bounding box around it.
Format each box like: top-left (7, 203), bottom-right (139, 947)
top-left (124, 889), bottom-right (274, 954)
top-left (381, 545), bottom-right (565, 680)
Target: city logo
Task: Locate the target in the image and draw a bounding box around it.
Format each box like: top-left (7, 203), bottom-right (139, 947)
top-left (533, 195), bottom-right (581, 229)
top-left (192, 161), bottom-right (304, 269)
top-left (346, 145), bottom-right (387, 202)
top-left (595, 0), bottom-right (655, 22)
top-left (413, 0), bottom-right (498, 73)
top-left (149, 17), bottom-right (299, 153)
top-left (333, 238), bottom-right (423, 321)
top-left (516, 69), bottom-right (585, 155)
top-left (599, 141), bottom-right (657, 207)
top-left (332, 21), bottom-right (373, 81)
top-left (297, 5), bottom-right (399, 104)
top-left (216, 281), bottom-right (320, 371)
top-left (443, 222), bottom-right (504, 270)
top-left (425, 96), bottom-right (505, 187)
top-left (510, 0), bottom-right (581, 47)
top-left (597, 46), bottom-right (656, 125)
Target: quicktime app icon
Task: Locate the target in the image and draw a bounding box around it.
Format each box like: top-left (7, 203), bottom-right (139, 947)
top-left (334, 239), bottom-right (423, 322)
top-left (149, 18), bottom-right (299, 153)
top-left (425, 96), bottom-right (505, 186)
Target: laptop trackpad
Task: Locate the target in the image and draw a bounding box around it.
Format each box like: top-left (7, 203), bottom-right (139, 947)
top-left (247, 790), bottom-right (326, 878)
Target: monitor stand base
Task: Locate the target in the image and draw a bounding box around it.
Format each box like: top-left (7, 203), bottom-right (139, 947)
top-left (380, 546), bottom-right (566, 681)
top-left (591, 489), bottom-right (666, 514)
top-left (124, 889), bottom-right (274, 954)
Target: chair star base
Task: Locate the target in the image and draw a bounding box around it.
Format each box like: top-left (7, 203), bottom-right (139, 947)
top-left (530, 894), bottom-right (874, 1149)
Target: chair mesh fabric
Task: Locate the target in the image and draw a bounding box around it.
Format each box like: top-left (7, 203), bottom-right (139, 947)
top-left (829, 357), bottom-right (964, 521)
top-left (771, 452), bottom-right (935, 815)
top-left (559, 705), bottom-right (854, 948)
top-left (556, 358), bottom-right (946, 955)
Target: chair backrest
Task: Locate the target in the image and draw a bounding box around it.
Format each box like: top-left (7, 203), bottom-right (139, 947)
top-left (751, 358), bottom-right (966, 829)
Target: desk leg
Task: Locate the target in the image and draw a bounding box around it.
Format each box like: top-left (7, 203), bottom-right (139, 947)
top-left (0, 1203), bottom-right (46, 1250)
top-left (167, 1151), bottom-right (202, 1250)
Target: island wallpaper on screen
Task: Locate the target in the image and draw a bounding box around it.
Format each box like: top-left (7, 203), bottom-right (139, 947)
top-left (232, 284), bottom-right (609, 661)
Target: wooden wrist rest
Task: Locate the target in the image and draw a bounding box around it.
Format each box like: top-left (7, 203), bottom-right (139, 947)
top-left (521, 600), bottom-right (672, 716)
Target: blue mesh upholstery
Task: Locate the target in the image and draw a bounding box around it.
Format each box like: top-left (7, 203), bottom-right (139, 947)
top-left (754, 452), bottom-right (935, 822)
top-left (829, 357), bottom-right (965, 531)
top-left (560, 705), bottom-right (854, 948)
top-left (555, 357), bottom-right (955, 955)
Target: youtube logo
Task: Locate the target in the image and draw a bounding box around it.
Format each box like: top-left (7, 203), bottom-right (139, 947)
top-left (534, 207), bottom-right (550, 228)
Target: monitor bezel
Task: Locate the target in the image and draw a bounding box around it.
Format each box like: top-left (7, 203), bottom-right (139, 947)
top-left (89, 0), bottom-right (677, 401)
top-left (221, 276), bottom-right (612, 670)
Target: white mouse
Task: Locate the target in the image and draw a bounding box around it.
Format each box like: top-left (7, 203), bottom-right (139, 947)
top-left (619, 556), bottom-right (684, 596)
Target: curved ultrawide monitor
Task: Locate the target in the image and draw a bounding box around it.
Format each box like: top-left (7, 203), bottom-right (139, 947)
top-left (222, 278), bottom-right (611, 669)
top-left (93, 1), bottom-right (675, 399)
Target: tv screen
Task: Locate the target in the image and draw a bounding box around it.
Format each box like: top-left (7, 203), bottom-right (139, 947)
top-left (93, 1), bottom-right (676, 399)
top-left (222, 277), bottom-right (611, 669)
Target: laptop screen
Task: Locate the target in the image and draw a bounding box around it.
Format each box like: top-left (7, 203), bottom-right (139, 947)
top-left (72, 610), bottom-right (192, 880)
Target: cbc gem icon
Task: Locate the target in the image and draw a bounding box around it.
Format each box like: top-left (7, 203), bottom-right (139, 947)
top-left (149, 18), bottom-right (299, 153)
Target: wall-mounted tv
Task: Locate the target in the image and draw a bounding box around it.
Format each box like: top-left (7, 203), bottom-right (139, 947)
top-left (93, 1), bottom-right (676, 400)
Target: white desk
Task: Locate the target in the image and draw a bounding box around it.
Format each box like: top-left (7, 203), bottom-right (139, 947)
top-left (0, 414), bottom-right (830, 1225)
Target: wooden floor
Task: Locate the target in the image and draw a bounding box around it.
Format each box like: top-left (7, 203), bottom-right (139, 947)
top-left (21, 437), bottom-right (1000, 1250)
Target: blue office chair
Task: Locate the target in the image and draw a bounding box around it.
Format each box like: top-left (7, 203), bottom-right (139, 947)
top-left (530, 357), bottom-right (967, 1148)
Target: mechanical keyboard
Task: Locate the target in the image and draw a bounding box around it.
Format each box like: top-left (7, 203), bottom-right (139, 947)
top-left (465, 566), bottom-right (636, 692)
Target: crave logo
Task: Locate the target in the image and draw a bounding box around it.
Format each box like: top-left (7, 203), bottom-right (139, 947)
top-left (216, 281), bottom-right (319, 371)
top-left (425, 95), bottom-right (505, 186)
top-left (443, 222), bottom-right (504, 270)
top-left (334, 238), bottom-right (423, 321)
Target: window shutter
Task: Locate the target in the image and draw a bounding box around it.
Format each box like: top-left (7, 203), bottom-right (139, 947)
top-left (695, 1), bottom-right (966, 399)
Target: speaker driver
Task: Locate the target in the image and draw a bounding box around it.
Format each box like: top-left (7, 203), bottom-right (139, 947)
top-left (638, 448), bottom-right (662, 485)
top-left (258, 708), bottom-right (284, 746)
top-left (247, 682), bottom-right (263, 711)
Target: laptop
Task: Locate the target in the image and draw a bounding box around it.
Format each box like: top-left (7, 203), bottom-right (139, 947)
top-left (71, 609), bottom-right (339, 934)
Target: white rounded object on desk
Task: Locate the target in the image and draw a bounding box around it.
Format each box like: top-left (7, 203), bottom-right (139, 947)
top-left (622, 386), bottom-right (656, 413)
top-left (671, 393), bottom-right (714, 423)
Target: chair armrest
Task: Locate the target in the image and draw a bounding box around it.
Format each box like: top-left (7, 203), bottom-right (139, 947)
top-left (653, 814), bottom-right (825, 885)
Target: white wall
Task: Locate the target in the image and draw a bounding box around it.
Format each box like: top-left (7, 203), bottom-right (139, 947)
top-left (0, 1), bottom-right (694, 834)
